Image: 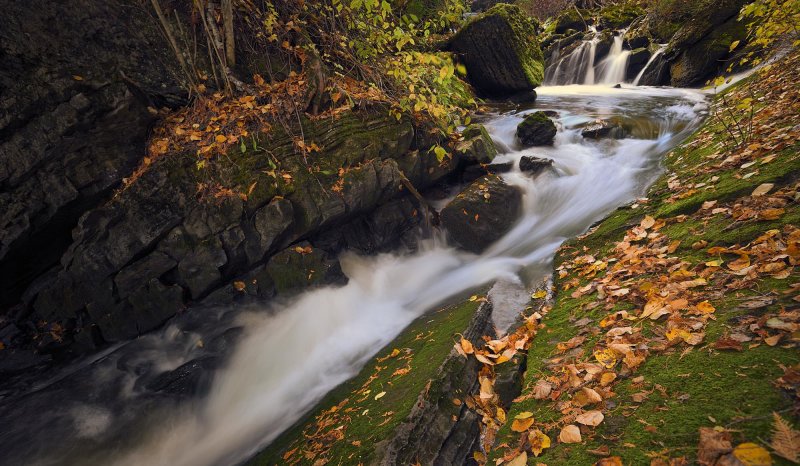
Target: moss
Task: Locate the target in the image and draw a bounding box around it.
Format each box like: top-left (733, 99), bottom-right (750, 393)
top-left (598, 2), bottom-right (645, 29)
top-left (252, 297), bottom-right (484, 465)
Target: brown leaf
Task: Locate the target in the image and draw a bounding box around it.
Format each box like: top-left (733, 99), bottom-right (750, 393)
top-left (770, 413), bottom-right (800, 463)
top-left (595, 457), bottom-right (623, 466)
top-left (697, 427), bottom-right (733, 464)
top-left (511, 417), bottom-right (535, 432)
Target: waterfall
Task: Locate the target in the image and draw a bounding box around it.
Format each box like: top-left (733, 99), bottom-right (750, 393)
top-left (544, 29), bottom-right (637, 86)
top-left (633, 45), bottom-right (667, 86)
top-left (596, 33), bottom-right (631, 84)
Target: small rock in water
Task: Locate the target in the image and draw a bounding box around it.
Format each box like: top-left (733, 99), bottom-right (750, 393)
top-left (516, 111), bottom-right (557, 147)
top-left (519, 156), bottom-right (554, 175)
top-left (581, 120), bottom-right (625, 139)
top-left (613, 83), bottom-right (622, 89)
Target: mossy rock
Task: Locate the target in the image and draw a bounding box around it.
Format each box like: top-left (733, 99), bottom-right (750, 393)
top-left (597, 2), bottom-right (645, 30)
top-left (669, 15), bottom-right (748, 87)
top-left (553, 8), bottom-right (590, 34)
top-left (516, 111), bottom-right (556, 147)
top-left (448, 3), bottom-right (545, 96)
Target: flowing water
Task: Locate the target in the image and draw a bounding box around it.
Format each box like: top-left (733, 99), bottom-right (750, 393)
top-left (0, 84), bottom-right (707, 466)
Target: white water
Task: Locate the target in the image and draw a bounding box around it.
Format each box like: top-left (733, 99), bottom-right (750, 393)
top-left (633, 45), bottom-right (667, 86)
top-left (113, 86), bottom-right (705, 466)
top-left (545, 30), bottom-right (633, 86)
top-left (0, 86), bottom-right (706, 466)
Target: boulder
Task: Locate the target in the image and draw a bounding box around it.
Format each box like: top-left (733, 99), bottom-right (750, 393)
top-left (581, 120), bottom-right (625, 139)
top-left (637, 52), bottom-right (670, 86)
top-left (516, 112), bottom-right (557, 147)
top-left (553, 8), bottom-right (589, 34)
top-left (668, 15), bottom-right (747, 87)
top-left (626, 47), bottom-right (652, 81)
top-left (519, 156), bottom-right (554, 175)
top-left (448, 4), bottom-right (544, 96)
top-left (597, 3), bottom-right (645, 30)
top-left (440, 174), bottom-right (522, 253)
top-left (456, 124), bottom-right (497, 165)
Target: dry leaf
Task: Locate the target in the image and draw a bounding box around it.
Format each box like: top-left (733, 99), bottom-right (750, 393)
top-left (576, 410), bottom-right (604, 427)
top-left (511, 417), bottom-right (535, 432)
top-left (770, 413), bottom-right (800, 462)
top-left (559, 424), bottom-right (582, 443)
top-left (507, 451), bottom-right (528, 466)
top-left (528, 429), bottom-right (551, 457)
top-left (752, 183), bottom-right (774, 197)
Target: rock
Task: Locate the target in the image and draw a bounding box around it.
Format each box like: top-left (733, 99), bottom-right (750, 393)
top-left (456, 124), bottom-right (497, 165)
top-left (146, 357), bottom-right (222, 397)
top-left (440, 175), bottom-right (522, 253)
top-left (553, 8), bottom-right (589, 34)
top-left (668, 15), bottom-right (747, 87)
top-left (265, 242), bottom-right (343, 295)
top-left (448, 4), bottom-right (544, 96)
top-left (519, 156), bottom-right (554, 175)
top-left (470, 0), bottom-right (508, 12)
top-left (637, 52), bottom-right (671, 86)
top-left (581, 120), bottom-right (625, 139)
top-left (596, 3), bottom-right (645, 30)
top-left (626, 47), bottom-right (652, 81)
top-left (0, 0), bottom-right (184, 313)
top-left (625, 35), bottom-right (649, 50)
top-left (516, 112), bottom-right (557, 147)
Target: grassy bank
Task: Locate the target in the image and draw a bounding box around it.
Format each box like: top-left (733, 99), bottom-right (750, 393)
top-left (486, 51), bottom-right (800, 465)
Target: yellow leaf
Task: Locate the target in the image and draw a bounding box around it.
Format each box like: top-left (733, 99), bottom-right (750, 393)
top-left (733, 442), bottom-right (773, 465)
top-left (695, 301), bottom-right (716, 314)
top-left (594, 348), bottom-right (618, 369)
top-left (532, 290), bottom-right (547, 299)
top-left (511, 417), bottom-right (535, 432)
top-left (233, 281), bottom-right (246, 292)
top-left (515, 411), bottom-right (535, 420)
top-left (215, 134), bottom-right (227, 143)
top-left (528, 429), bottom-right (551, 457)
top-left (460, 337), bottom-right (474, 354)
top-left (374, 391), bottom-right (386, 400)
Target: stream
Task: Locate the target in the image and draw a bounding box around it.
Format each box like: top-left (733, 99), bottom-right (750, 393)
top-left (0, 84), bottom-right (707, 465)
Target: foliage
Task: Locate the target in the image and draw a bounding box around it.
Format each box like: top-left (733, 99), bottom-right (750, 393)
top-left (738, 0), bottom-right (800, 66)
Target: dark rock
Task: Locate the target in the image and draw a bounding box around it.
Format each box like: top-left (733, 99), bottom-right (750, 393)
top-left (470, 0), bottom-right (508, 12)
top-left (613, 83), bottom-right (623, 88)
top-left (448, 4), bottom-right (544, 96)
top-left (626, 35), bottom-right (650, 50)
top-left (668, 15), bottom-right (747, 87)
top-left (519, 156), bottom-right (554, 175)
top-left (146, 357), bottom-right (222, 397)
top-left (553, 8), bottom-right (589, 34)
top-left (596, 3), bottom-right (645, 30)
top-left (177, 238), bottom-right (228, 300)
top-left (506, 90), bottom-right (538, 104)
top-left (626, 47), bottom-right (652, 81)
top-left (486, 161), bottom-right (514, 173)
top-left (114, 252), bottom-right (177, 298)
top-left (581, 120), bottom-right (625, 139)
top-left (456, 124), bottom-right (497, 165)
top-left (441, 175), bottom-right (522, 253)
top-left (0, 0), bottom-right (184, 312)
top-left (265, 242), bottom-right (343, 295)
top-left (516, 111), bottom-right (557, 147)
top-left (637, 52), bottom-right (671, 86)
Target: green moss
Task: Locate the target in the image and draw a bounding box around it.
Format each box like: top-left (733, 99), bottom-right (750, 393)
top-left (252, 297), bottom-right (483, 465)
top-left (598, 2), bottom-right (645, 29)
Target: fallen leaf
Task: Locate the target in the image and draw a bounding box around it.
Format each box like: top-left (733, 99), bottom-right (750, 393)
top-left (752, 183), bottom-right (774, 197)
top-left (559, 424), bottom-right (582, 443)
top-left (233, 280), bottom-right (246, 291)
top-left (576, 410), bottom-right (604, 427)
top-left (511, 417), bottom-right (535, 432)
top-left (507, 451), bottom-right (527, 466)
top-left (595, 457), bottom-right (623, 466)
top-left (374, 391), bottom-right (386, 400)
top-left (770, 413), bottom-right (800, 463)
top-left (528, 429), bottom-right (551, 457)
top-left (732, 442), bottom-right (772, 465)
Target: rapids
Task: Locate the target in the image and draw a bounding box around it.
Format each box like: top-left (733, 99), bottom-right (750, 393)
top-left (0, 84), bottom-right (707, 466)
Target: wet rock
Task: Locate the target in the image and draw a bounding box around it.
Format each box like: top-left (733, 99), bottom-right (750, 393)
top-left (146, 357), bottom-right (222, 397)
top-left (626, 35), bottom-right (650, 50)
top-left (668, 15), bottom-right (747, 87)
top-left (456, 124), bottom-right (497, 165)
top-left (581, 120), bottom-right (625, 139)
top-left (448, 4), bottom-right (544, 96)
top-left (553, 8), bottom-right (589, 34)
top-left (519, 156), bottom-right (554, 175)
top-left (265, 242), bottom-right (344, 295)
top-left (597, 3), bottom-right (645, 30)
top-left (516, 111), bottom-right (557, 147)
top-left (637, 52), bottom-right (671, 86)
top-left (441, 174), bottom-right (522, 253)
top-left (114, 252), bottom-right (177, 298)
top-left (626, 47), bottom-right (652, 81)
